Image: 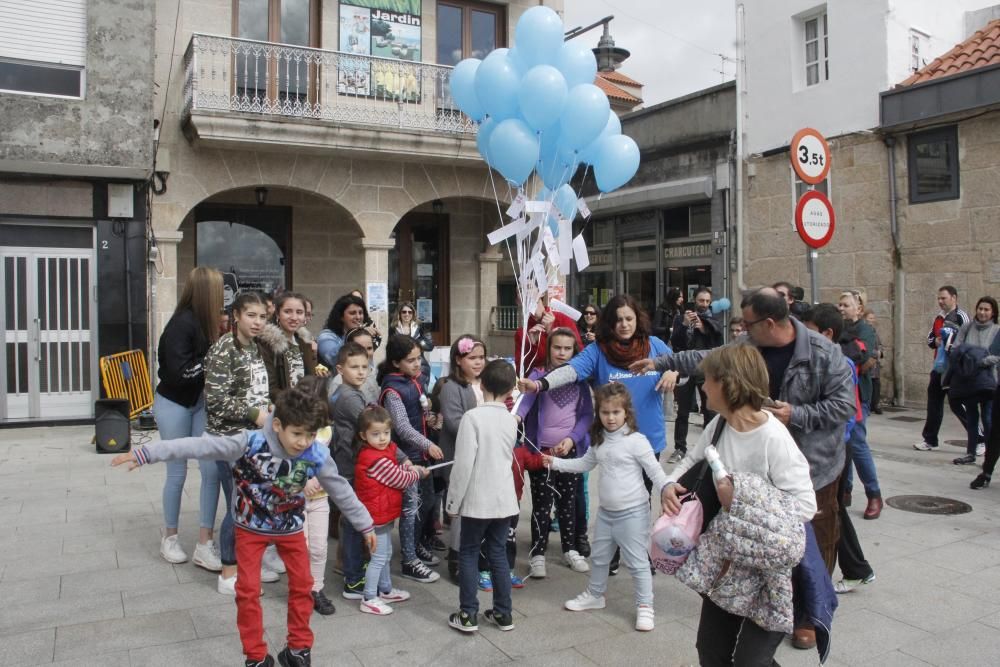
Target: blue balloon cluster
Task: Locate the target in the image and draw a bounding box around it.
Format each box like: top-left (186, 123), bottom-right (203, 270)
top-left (449, 6), bottom-right (640, 193)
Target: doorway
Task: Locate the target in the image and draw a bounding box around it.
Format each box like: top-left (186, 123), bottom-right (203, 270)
top-left (1, 236), bottom-right (97, 421)
top-left (619, 238), bottom-right (658, 317)
top-left (389, 212), bottom-right (450, 346)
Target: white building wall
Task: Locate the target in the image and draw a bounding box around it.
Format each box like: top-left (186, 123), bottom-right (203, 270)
top-left (741, 0), bottom-right (996, 155)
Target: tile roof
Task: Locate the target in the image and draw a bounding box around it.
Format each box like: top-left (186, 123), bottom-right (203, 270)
top-left (899, 18), bottom-right (1000, 86)
top-left (597, 69), bottom-right (642, 86)
top-left (595, 73), bottom-right (642, 104)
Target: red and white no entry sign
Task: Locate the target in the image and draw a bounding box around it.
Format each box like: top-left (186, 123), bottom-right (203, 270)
top-left (795, 190), bottom-right (835, 249)
top-left (790, 127), bottom-right (831, 185)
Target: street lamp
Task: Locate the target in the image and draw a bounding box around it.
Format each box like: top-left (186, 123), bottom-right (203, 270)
top-left (564, 15), bottom-right (630, 72)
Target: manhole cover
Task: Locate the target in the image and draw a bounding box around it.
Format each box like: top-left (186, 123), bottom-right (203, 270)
top-left (886, 495), bottom-right (972, 515)
top-left (890, 415), bottom-right (924, 423)
top-left (945, 439), bottom-right (968, 448)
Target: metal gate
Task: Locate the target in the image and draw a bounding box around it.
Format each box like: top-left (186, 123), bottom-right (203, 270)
top-left (1, 248), bottom-right (97, 421)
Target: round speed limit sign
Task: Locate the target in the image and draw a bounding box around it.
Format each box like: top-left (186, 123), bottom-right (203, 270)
top-left (790, 128), bottom-right (831, 184)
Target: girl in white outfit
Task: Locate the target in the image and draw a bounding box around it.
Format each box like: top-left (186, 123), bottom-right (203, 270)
top-left (543, 382), bottom-right (670, 632)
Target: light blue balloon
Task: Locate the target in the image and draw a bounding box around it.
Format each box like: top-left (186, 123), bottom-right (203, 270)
top-left (537, 128), bottom-right (577, 190)
top-left (592, 134), bottom-right (640, 193)
top-left (449, 58), bottom-right (485, 122)
top-left (476, 117), bottom-right (498, 166)
top-left (556, 40), bottom-right (598, 88)
top-left (518, 65), bottom-right (568, 131)
top-left (711, 298), bottom-right (732, 315)
top-left (514, 6), bottom-right (564, 68)
top-left (474, 49), bottom-right (521, 121)
top-left (507, 47), bottom-right (529, 76)
top-left (579, 110), bottom-right (622, 164)
top-left (554, 184), bottom-right (578, 221)
top-left (489, 118), bottom-right (540, 185)
top-left (559, 84), bottom-right (611, 150)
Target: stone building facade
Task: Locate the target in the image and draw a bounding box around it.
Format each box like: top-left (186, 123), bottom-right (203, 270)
top-left (152, 0), bottom-right (558, 357)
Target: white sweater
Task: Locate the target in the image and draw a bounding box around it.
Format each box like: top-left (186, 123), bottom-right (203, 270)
top-left (551, 427), bottom-right (669, 512)
top-left (446, 402), bottom-right (519, 519)
top-left (666, 412), bottom-right (817, 521)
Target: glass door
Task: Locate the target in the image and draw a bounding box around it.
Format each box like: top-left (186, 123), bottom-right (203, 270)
top-left (619, 239), bottom-right (658, 318)
top-left (234, 0), bottom-right (319, 106)
top-left (389, 213), bottom-right (450, 345)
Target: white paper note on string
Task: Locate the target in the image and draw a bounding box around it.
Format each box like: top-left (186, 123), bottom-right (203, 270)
top-left (542, 227), bottom-right (560, 267)
top-left (577, 198), bottom-right (592, 219)
top-left (572, 234), bottom-right (590, 271)
top-left (549, 298), bottom-right (582, 322)
top-left (532, 254), bottom-right (548, 294)
top-left (486, 218), bottom-right (526, 246)
top-left (524, 200), bottom-right (552, 214)
top-left (506, 194), bottom-right (525, 219)
top-left (558, 220), bottom-right (572, 275)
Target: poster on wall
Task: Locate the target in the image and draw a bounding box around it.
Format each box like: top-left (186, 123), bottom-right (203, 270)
top-left (366, 282), bottom-right (388, 314)
top-left (416, 297), bottom-right (433, 324)
top-left (338, 0), bottom-right (422, 98)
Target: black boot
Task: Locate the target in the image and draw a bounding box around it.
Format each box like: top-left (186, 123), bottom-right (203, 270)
top-left (971, 473), bottom-right (992, 489)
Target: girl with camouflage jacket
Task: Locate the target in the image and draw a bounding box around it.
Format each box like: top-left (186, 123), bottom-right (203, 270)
top-left (204, 291), bottom-right (272, 595)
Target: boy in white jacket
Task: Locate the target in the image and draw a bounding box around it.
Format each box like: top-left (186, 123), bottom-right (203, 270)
top-left (445, 359), bottom-right (519, 633)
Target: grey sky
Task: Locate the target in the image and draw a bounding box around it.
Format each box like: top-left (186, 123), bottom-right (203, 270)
top-left (563, 0), bottom-right (737, 107)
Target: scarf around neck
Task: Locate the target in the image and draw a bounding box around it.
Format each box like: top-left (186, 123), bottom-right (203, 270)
top-left (599, 335), bottom-right (651, 369)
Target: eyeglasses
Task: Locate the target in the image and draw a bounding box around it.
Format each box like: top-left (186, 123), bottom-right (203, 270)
top-left (584, 311), bottom-right (597, 317)
top-left (742, 317), bottom-right (769, 329)
top-left (776, 291), bottom-right (789, 299)
top-left (400, 309), bottom-right (413, 314)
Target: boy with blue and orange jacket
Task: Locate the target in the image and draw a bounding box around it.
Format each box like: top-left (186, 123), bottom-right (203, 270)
top-left (113, 384), bottom-right (376, 667)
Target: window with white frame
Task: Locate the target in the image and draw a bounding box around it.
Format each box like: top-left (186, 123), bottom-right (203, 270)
top-left (0, 0), bottom-right (87, 98)
top-left (804, 13), bottom-right (829, 86)
top-left (910, 29), bottom-right (929, 73)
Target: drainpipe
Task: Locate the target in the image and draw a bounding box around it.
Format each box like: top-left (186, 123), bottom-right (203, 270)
top-left (885, 135), bottom-right (904, 407)
top-left (734, 3), bottom-right (748, 295)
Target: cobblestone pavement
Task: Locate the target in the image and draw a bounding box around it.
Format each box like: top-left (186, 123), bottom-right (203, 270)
top-left (2, 408), bottom-right (999, 666)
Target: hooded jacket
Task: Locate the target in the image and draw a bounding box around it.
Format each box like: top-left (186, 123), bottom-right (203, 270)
top-left (677, 472), bottom-right (806, 634)
top-left (255, 323), bottom-right (317, 402)
top-left (655, 318), bottom-right (854, 491)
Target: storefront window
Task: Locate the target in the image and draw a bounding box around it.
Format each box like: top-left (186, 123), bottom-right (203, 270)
top-left (576, 219), bottom-right (614, 309)
top-left (195, 205), bottom-right (291, 303)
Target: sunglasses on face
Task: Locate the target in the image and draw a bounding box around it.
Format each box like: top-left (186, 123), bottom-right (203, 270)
top-left (401, 309), bottom-right (413, 314)
top-left (584, 311), bottom-right (597, 316)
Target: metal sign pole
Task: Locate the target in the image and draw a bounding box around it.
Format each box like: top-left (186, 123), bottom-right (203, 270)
top-left (809, 249), bottom-right (819, 303)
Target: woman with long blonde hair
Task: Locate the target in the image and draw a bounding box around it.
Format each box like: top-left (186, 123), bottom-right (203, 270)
top-left (154, 266), bottom-right (226, 570)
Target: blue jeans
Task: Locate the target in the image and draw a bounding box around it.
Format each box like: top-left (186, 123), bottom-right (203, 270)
top-left (845, 405), bottom-right (881, 499)
top-left (217, 461), bottom-right (236, 566)
top-left (962, 394), bottom-right (993, 456)
top-left (399, 474), bottom-right (435, 563)
top-left (363, 524), bottom-right (394, 600)
top-left (588, 503), bottom-right (653, 606)
top-left (459, 516), bottom-right (512, 617)
top-left (154, 392), bottom-right (220, 530)
top-left (340, 511), bottom-right (365, 587)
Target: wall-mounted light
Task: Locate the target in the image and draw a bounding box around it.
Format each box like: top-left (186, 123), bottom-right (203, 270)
top-left (255, 186), bottom-right (268, 206)
top-left (432, 199), bottom-right (444, 215)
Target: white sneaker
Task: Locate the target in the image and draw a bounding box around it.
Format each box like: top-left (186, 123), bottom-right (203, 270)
top-left (635, 604), bottom-right (655, 631)
top-left (529, 555), bottom-right (547, 579)
top-left (193, 541), bottom-right (223, 572)
top-left (564, 550), bottom-right (590, 573)
top-left (360, 597), bottom-right (394, 615)
top-left (262, 545), bottom-right (286, 573)
top-left (217, 574), bottom-right (236, 596)
top-left (565, 590), bottom-right (606, 611)
top-left (379, 588), bottom-right (411, 603)
top-left (912, 441), bottom-right (937, 451)
top-left (160, 534), bottom-right (188, 564)
top-left (260, 566), bottom-right (280, 583)
top-left (977, 442), bottom-right (986, 456)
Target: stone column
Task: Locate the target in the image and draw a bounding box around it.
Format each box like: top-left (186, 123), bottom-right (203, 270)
top-left (357, 237), bottom-right (395, 364)
top-left (149, 230), bottom-right (183, 378)
top-left (478, 250), bottom-right (503, 337)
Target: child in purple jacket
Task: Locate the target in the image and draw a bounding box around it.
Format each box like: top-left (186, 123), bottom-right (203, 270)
top-left (516, 327), bottom-right (594, 578)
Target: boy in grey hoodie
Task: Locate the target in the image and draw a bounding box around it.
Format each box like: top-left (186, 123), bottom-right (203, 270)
top-left (113, 384), bottom-right (375, 667)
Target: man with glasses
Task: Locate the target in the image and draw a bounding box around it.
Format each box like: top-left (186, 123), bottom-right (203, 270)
top-left (667, 286), bottom-right (723, 463)
top-left (914, 285), bottom-right (972, 451)
top-left (774, 281), bottom-right (810, 318)
top-left (633, 287), bottom-right (854, 650)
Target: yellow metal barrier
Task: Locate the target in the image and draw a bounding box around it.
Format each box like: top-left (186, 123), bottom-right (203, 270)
top-left (99, 350), bottom-right (153, 419)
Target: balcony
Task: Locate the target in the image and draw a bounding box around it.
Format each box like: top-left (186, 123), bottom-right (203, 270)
top-left (182, 33), bottom-right (480, 162)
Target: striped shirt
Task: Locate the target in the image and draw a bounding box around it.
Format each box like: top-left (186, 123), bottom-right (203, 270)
top-left (365, 456), bottom-right (420, 490)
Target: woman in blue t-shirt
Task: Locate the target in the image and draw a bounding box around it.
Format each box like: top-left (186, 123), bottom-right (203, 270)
top-left (520, 294), bottom-right (672, 455)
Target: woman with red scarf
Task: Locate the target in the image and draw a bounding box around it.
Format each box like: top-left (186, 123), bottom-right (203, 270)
top-left (519, 294), bottom-right (672, 457)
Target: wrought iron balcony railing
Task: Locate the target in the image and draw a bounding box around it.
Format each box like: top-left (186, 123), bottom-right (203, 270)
top-left (492, 305), bottom-right (520, 332)
top-left (183, 33), bottom-right (477, 135)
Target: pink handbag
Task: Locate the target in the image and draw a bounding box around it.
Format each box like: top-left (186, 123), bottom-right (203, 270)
top-left (649, 492), bottom-right (704, 575)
